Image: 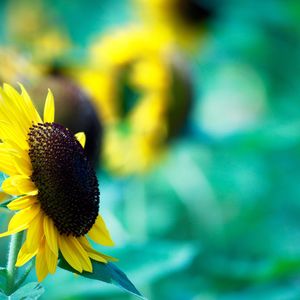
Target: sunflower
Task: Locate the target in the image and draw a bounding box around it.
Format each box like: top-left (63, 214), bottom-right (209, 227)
top-left (74, 27), bottom-right (192, 175)
top-left (0, 84), bottom-right (115, 281)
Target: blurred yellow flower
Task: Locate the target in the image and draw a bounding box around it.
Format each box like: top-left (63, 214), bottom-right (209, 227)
top-left (74, 26), bottom-right (192, 175)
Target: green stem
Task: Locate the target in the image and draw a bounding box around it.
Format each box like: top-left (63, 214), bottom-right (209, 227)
top-left (15, 262), bottom-right (33, 288)
top-left (6, 231), bottom-right (23, 295)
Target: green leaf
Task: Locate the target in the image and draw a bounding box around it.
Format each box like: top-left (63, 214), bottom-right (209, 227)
top-left (9, 282), bottom-right (44, 300)
top-left (15, 263), bottom-right (34, 290)
top-left (58, 258), bottom-right (145, 299)
top-left (42, 241), bottom-right (196, 299)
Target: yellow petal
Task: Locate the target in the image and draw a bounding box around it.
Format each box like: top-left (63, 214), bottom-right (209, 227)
top-left (0, 205), bottom-right (40, 238)
top-left (2, 175), bottom-right (37, 196)
top-left (88, 215), bottom-right (114, 246)
top-left (16, 241), bottom-right (37, 267)
top-left (7, 195), bottom-right (37, 210)
top-left (5, 139), bottom-right (29, 159)
top-left (43, 216), bottom-right (58, 256)
top-left (2, 84), bottom-right (32, 131)
top-left (35, 240), bottom-right (49, 282)
top-left (78, 236), bottom-right (117, 263)
top-left (26, 213), bottom-right (44, 252)
top-left (0, 142), bottom-right (17, 154)
top-left (0, 121), bottom-right (28, 150)
top-left (18, 83), bottom-right (42, 124)
top-left (7, 205), bottom-right (40, 232)
top-left (86, 250), bottom-right (107, 263)
top-left (43, 89), bottom-right (55, 123)
top-left (44, 241), bottom-right (57, 274)
top-left (75, 132), bottom-right (86, 148)
top-left (58, 235), bottom-right (83, 273)
top-left (67, 236), bottom-right (92, 272)
top-left (0, 227), bottom-right (25, 238)
top-left (0, 152), bottom-right (17, 176)
top-left (0, 88), bottom-right (28, 138)
top-left (13, 155), bottom-right (32, 177)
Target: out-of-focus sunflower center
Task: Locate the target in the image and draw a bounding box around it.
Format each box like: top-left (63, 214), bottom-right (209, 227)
top-left (28, 122), bottom-right (99, 237)
top-left (118, 67), bottom-right (141, 117)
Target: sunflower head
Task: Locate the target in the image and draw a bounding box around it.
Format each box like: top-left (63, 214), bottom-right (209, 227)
top-left (0, 84), bottom-right (115, 281)
top-left (28, 122), bottom-right (99, 236)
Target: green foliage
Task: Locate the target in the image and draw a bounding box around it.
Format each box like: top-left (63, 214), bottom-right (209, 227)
top-left (4, 283), bottom-right (44, 300)
top-left (58, 258), bottom-right (145, 299)
top-left (0, 280), bottom-right (44, 300)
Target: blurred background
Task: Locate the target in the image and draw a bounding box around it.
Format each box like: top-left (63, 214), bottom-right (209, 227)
top-left (1, 0), bottom-right (300, 299)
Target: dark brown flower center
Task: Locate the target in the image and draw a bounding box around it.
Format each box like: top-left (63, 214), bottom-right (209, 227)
top-left (28, 122), bottom-right (99, 236)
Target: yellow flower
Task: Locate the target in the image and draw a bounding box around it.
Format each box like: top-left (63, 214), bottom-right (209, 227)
top-left (72, 28), bottom-right (172, 175)
top-left (73, 26), bottom-right (192, 175)
top-left (0, 84), bottom-right (115, 281)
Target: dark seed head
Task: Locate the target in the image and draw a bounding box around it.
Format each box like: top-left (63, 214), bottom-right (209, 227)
top-left (28, 122), bottom-right (99, 237)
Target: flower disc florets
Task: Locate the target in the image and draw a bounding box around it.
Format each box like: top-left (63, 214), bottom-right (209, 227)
top-left (28, 122), bottom-right (99, 236)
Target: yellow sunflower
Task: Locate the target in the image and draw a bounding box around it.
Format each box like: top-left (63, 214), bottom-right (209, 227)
top-left (0, 84), bottom-right (115, 281)
top-left (73, 27), bottom-right (192, 175)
